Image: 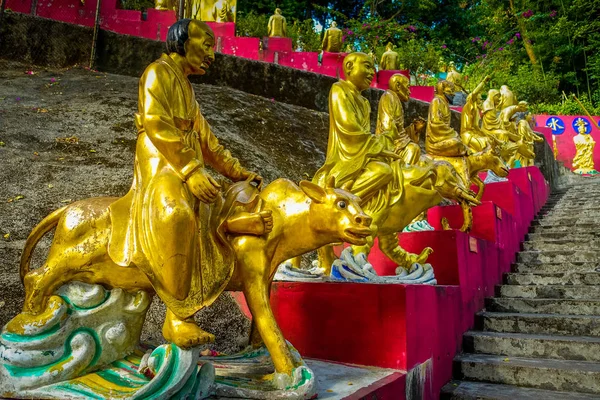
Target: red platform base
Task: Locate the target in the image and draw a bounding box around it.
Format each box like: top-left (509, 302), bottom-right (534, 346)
top-left (377, 70), bottom-right (410, 90)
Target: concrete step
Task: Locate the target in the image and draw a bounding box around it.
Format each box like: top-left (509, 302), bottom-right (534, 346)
top-left (512, 262), bottom-right (600, 274)
top-left (463, 331), bottom-right (600, 362)
top-left (498, 284), bottom-right (600, 299)
top-left (505, 272), bottom-right (600, 286)
top-left (532, 218), bottom-right (600, 227)
top-left (522, 241), bottom-right (600, 251)
top-left (517, 250), bottom-right (600, 264)
top-left (441, 380), bottom-right (600, 399)
top-left (454, 353), bottom-right (600, 395)
top-left (486, 298), bottom-right (600, 315)
top-left (526, 232), bottom-right (600, 241)
top-left (531, 224), bottom-right (600, 234)
top-left (478, 311), bottom-right (600, 337)
top-left (535, 209), bottom-right (600, 220)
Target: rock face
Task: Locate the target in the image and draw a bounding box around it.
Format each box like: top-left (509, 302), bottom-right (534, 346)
top-left (442, 177), bottom-right (600, 399)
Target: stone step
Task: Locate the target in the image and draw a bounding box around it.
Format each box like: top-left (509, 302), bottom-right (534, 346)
top-left (522, 241), bottom-right (600, 251)
top-left (530, 224), bottom-right (600, 234)
top-left (505, 272), bottom-right (600, 286)
top-left (498, 284), bottom-right (600, 299)
top-left (477, 311), bottom-right (600, 337)
top-left (518, 250), bottom-right (600, 264)
top-left (512, 262), bottom-right (600, 274)
top-left (441, 380), bottom-right (600, 400)
top-left (526, 232), bottom-right (600, 241)
top-left (486, 298), bottom-right (600, 315)
top-left (463, 331), bottom-right (600, 362)
top-left (532, 218), bottom-right (600, 227)
top-left (453, 353), bottom-right (600, 395)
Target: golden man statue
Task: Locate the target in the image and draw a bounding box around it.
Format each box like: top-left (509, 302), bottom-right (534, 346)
top-left (155, 0), bottom-right (176, 12)
top-left (380, 43), bottom-right (400, 71)
top-left (322, 21), bottom-right (343, 53)
top-left (212, 0), bottom-right (234, 22)
top-left (481, 89), bottom-right (519, 143)
top-left (426, 80), bottom-right (468, 156)
top-left (6, 20), bottom-right (375, 381)
top-left (515, 114), bottom-right (544, 167)
top-left (499, 84), bottom-right (517, 110)
top-left (376, 73), bottom-right (423, 165)
top-left (268, 8), bottom-right (287, 37)
top-left (572, 119), bottom-right (598, 174)
top-left (460, 75), bottom-right (496, 152)
top-left (445, 61), bottom-right (464, 93)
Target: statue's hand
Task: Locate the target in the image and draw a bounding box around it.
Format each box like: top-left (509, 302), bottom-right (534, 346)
top-left (413, 117), bottom-right (426, 133)
top-left (240, 170), bottom-right (264, 189)
top-left (187, 169), bottom-right (222, 203)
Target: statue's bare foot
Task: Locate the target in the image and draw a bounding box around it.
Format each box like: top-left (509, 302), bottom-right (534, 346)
top-left (163, 309), bottom-right (215, 348)
top-left (226, 210), bottom-right (273, 236)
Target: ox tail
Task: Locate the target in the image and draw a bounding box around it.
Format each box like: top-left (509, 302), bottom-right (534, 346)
top-left (19, 206), bottom-right (68, 284)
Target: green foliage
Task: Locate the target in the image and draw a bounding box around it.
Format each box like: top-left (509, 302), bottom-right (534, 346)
top-left (532, 94), bottom-right (600, 117)
top-left (287, 19), bottom-right (322, 52)
top-left (235, 11), bottom-right (269, 38)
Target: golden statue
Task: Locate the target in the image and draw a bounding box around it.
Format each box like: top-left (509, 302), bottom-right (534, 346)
top-left (189, 0), bottom-right (236, 22)
top-left (499, 84), bottom-right (517, 110)
top-left (268, 8), bottom-right (286, 37)
top-left (460, 75), bottom-right (496, 152)
top-left (481, 89), bottom-right (520, 143)
top-left (321, 21), bottom-right (343, 53)
top-left (380, 43), bottom-right (400, 71)
top-left (155, 0), bottom-right (176, 12)
top-left (572, 119), bottom-right (598, 174)
top-left (376, 73), bottom-right (423, 165)
top-left (425, 80), bottom-right (468, 156)
top-left (445, 61), bottom-right (464, 92)
top-left (515, 114), bottom-right (544, 167)
top-left (211, 0), bottom-right (234, 22)
top-left (5, 20), bottom-right (374, 381)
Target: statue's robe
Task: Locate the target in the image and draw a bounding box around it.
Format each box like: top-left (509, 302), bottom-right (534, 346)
top-left (380, 50), bottom-right (399, 70)
top-left (460, 93), bottom-right (491, 152)
top-left (446, 69), bottom-right (463, 91)
top-left (108, 54), bottom-right (247, 319)
top-left (313, 80), bottom-right (400, 214)
top-left (268, 14), bottom-right (286, 37)
top-left (322, 27), bottom-right (343, 52)
top-left (376, 89), bottom-right (420, 164)
top-left (425, 94), bottom-right (467, 156)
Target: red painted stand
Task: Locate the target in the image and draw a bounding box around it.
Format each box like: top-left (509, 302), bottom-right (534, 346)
top-left (278, 52), bottom-right (319, 71)
top-left (206, 22), bottom-right (235, 37)
top-left (480, 180), bottom-right (531, 242)
top-left (377, 70), bottom-right (410, 90)
top-left (220, 37), bottom-right (260, 60)
top-left (264, 37), bottom-right (293, 52)
top-left (410, 86), bottom-right (435, 103)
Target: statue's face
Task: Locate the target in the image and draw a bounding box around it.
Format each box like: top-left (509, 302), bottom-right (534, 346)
top-left (346, 55), bottom-right (375, 91)
top-left (184, 21), bottom-right (216, 75)
top-left (394, 79), bottom-right (410, 102)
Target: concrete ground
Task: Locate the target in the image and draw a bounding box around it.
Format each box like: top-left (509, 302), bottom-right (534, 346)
top-left (0, 60), bottom-right (329, 353)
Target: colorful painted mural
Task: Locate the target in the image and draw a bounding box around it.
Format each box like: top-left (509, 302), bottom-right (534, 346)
top-left (535, 115), bottom-right (600, 175)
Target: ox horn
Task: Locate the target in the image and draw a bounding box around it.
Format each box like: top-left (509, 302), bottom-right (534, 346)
top-left (341, 180), bottom-right (354, 191)
top-left (326, 175), bottom-right (336, 188)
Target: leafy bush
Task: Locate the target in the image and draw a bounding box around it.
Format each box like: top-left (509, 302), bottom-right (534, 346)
top-left (532, 93), bottom-right (600, 116)
top-left (120, 0), bottom-right (154, 11)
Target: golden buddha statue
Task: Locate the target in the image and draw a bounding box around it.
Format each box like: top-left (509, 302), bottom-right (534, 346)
top-left (211, 0), bottom-right (234, 22)
top-left (425, 80), bottom-right (468, 156)
top-left (376, 73), bottom-right (423, 164)
top-left (481, 89), bottom-right (520, 143)
top-left (445, 61), bottom-right (464, 93)
top-left (380, 43), bottom-right (400, 71)
top-left (499, 85), bottom-right (517, 110)
top-left (155, 0), bottom-right (175, 11)
top-left (500, 100), bottom-right (528, 136)
top-left (460, 75), bottom-right (495, 152)
top-left (322, 21), bottom-right (343, 53)
top-left (268, 8), bottom-right (286, 37)
top-left (515, 114), bottom-right (544, 167)
top-left (572, 119), bottom-right (598, 174)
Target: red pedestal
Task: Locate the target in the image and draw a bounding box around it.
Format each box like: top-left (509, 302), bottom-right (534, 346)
top-left (264, 37), bottom-right (293, 52)
top-left (145, 9), bottom-right (176, 41)
top-left (278, 52), bottom-right (319, 71)
top-left (220, 37), bottom-right (260, 60)
top-left (427, 202), bottom-right (518, 276)
top-left (6, 0), bottom-right (32, 14)
top-left (410, 86), bottom-right (435, 103)
top-left (206, 21), bottom-right (235, 37)
top-left (377, 70), bottom-right (410, 90)
top-left (480, 181), bottom-right (530, 242)
top-left (526, 166), bottom-right (550, 214)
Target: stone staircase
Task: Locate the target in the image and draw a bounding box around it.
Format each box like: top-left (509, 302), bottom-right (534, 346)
top-left (442, 179), bottom-right (600, 399)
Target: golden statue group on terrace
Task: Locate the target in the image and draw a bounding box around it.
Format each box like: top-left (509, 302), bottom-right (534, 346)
top-left (0, 18), bottom-right (546, 400)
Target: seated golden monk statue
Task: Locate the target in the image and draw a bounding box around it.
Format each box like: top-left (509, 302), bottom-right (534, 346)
top-left (425, 80), bottom-right (468, 156)
top-left (268, 8), bottom-right (286, 37)
top-left (380, 42), bottom-right (400, 71)
top-left (376, 73), bottom-right (424, 165)
top-left (322, 21), bottom-right (343, 53)
top-left (460, 75), bottom-right (496, 152)
top-left (445, 61), bottom-right (464, 93)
